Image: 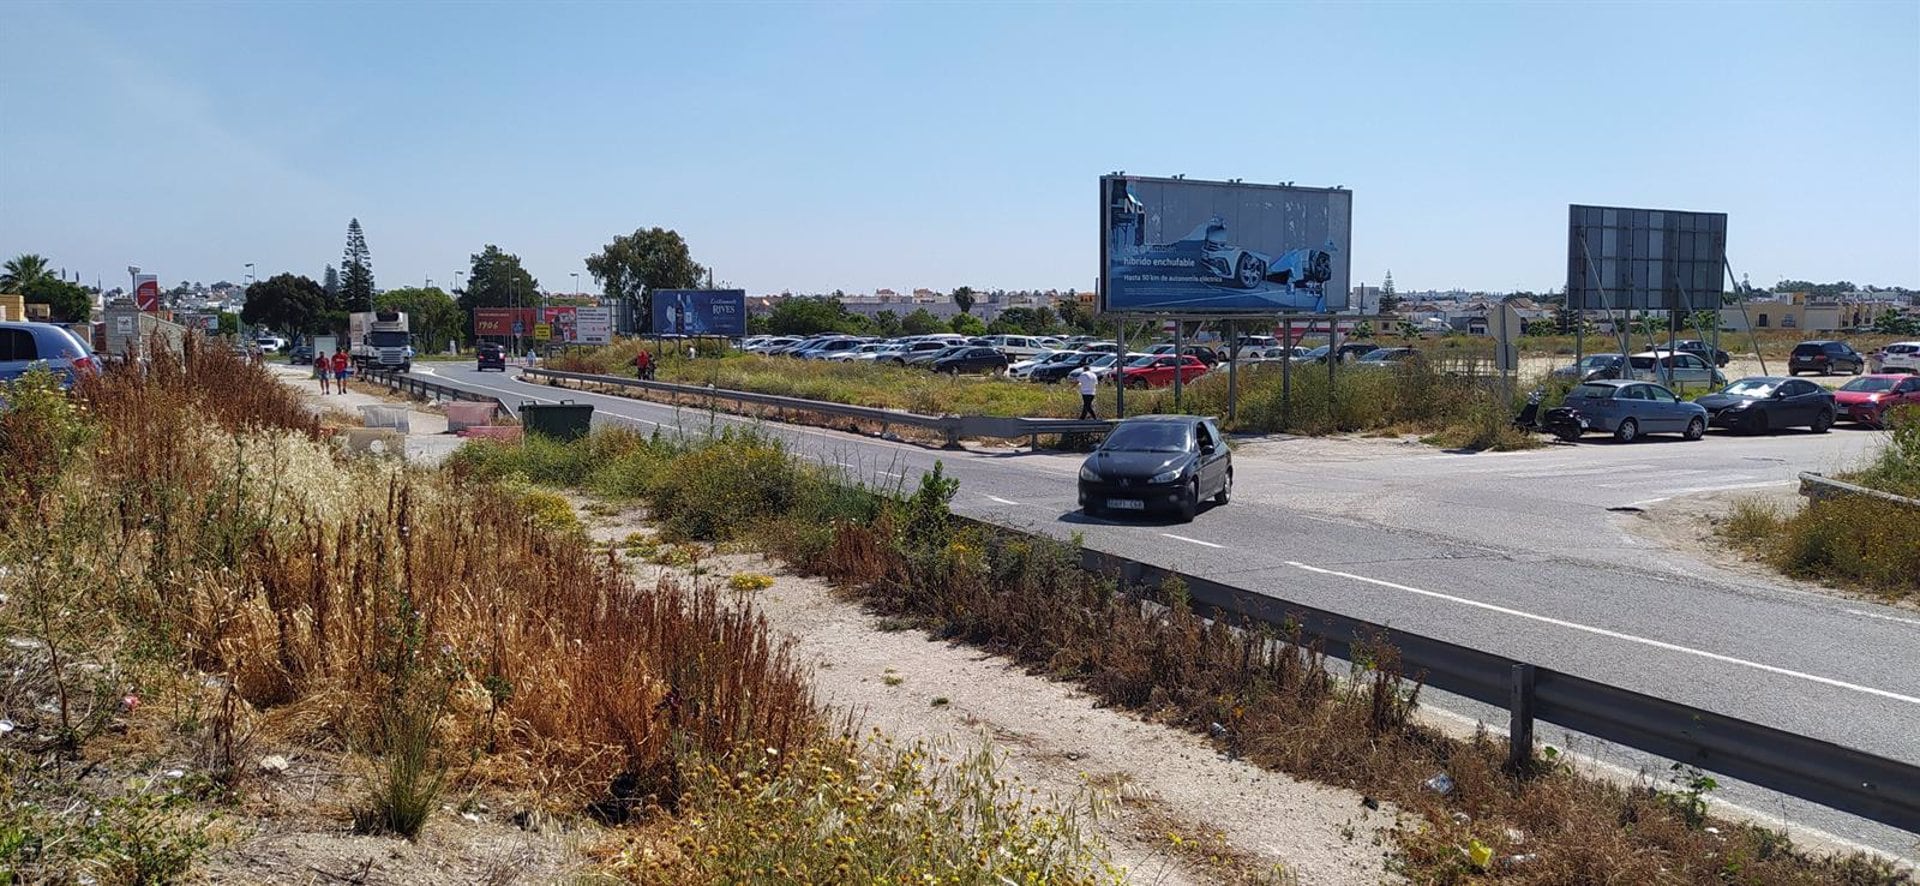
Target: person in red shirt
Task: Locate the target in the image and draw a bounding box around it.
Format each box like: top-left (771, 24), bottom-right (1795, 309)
top-left (329, 349), bottom-right (350, 393)
top-left (313, 352), bottom-right (332, 394)
top-left (633, 349), bottom-right (655, 380)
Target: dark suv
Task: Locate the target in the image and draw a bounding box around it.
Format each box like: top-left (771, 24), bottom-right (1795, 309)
top-left (476, 342), bottom-right (507, 371)
top-left (1788, 340), bottom-right (1864, 376)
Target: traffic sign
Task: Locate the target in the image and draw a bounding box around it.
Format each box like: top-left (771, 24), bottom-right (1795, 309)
top-left (533, 323), bottom-right (552, 341)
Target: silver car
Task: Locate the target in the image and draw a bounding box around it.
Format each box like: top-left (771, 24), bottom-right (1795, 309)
top-left (1557, 379), bottom-right (1709, 443)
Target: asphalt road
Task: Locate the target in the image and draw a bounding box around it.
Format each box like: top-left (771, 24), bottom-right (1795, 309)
top-left (422, 363), bottom-right (1919, 851)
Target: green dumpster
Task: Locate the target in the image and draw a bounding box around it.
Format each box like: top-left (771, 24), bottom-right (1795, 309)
top-left (520, 400), bottom-right (594, 442)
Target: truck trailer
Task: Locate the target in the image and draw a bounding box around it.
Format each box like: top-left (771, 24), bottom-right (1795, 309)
top-left (348, 310), bottom-right (412, 372)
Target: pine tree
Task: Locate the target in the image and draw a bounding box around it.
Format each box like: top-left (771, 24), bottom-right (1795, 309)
top-left (340, 218), bottom-right (375, 312)
top-left (1377, 270), bottom-right (1400, 315)
top-left (323, 264), bottom-right (340, 299)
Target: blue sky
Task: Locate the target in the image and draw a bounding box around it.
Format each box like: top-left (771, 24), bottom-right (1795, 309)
top-left (4, 1), bottom-right (1916, 296)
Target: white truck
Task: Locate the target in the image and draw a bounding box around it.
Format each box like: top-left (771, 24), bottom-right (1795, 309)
top-left (348, 310), bottom-right (412, 373)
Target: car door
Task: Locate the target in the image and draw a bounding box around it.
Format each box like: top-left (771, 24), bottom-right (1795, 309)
top-left (1193, 420), bottom-right (1225, 496)
top-left (1676, 354), bottom-right (1710, 385)
top-left (1774, 379), bottom-right (1814, 424)
top-left (0, 327), bottom-right (38, 382)
top-left (1617, 384), bottom-right (1655, 430)
top-left (1640, 384), bottom-right (1682, 432)
top-left (1897, 377), bottom-right (1920, 410)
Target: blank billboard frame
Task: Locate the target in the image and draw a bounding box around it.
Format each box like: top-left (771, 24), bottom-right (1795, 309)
top-left (1565, 204), bottom-right (1726, 313)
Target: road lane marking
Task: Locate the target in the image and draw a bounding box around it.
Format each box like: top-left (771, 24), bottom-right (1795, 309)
top-left (1162, 533), bottom-right (1224, 549)
top-left (1849, 609), bottom-right (1920, 628)
top-left (1284, 560), bottom-right (1920, 706)
top-left (986, 495), bottom-right (1022, 506)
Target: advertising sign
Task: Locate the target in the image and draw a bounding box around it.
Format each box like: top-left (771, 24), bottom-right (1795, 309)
top-left (1101, 176), bottom-right (1351, 314)
top-left (474, 307), bottom-right (536, 338)
top-left (574, 306), bottom-right (612, 344)
top-left (1566, 204), bottom-right (1726, 312)
top-left (133, 274), bottom-right (160, 311)
top-left (652, 289), bottom-right (746, 337)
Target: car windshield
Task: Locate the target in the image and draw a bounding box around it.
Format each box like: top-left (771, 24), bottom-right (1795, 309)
top-left (1304, 346), bottom-right (1329, 358)
top-left (1045, 352), bottom-right (1080, 364)
top-left (1089, 355), bottom-right (1117, 368)
top-left (1567, 383), bottom-right (1617, 399)
top-left (1791, 344), bottom-right (1824, 356)
top-left (1723, 379), bottom-right (1780, 396)
top-left (369, 331), bottom-right (408, 347)
top-left (1125, 355), bottom-right (1159, 367)
top-left (1580, 355), bottom-right (1621, 368)
top-left (1839, 377), bottom-right (1898, 392)
top-left (1101, 423), bottom-right (1192, 453)
top-left (1357, 349), bottom-right (1395, 362)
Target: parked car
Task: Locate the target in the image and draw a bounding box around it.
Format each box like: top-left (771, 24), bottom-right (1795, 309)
top-left (1869, 341), bottom-right (1920, 374)
top-left (1352, 347), bottom-right (1420, 367)
top-left (1233, 346), bottom-right (1305, 365)
top-left (1234, 334), bottom-right (1281, 350)
top-left (798, 338), bottom-right (864, 360)
top-left (903, 343), bottom-right (968, 368)
top-left (1117, 354), bottom-right (1208, 389)
top-left (253, 336), bottom-right (284, 354)
top-left (931, 346), bottom-right (1009, 375)
top-left (1628, 351), bottom-right (1726, 388)
top-left (1006, 349), bottom-right (1063, 379)
top-left (826, 342), bottom-right (892, 362)
top-left (1834, 374), bottom-right (1920, 427)
top-left (744, 336), bottom-right (800, 353)
top-left (0, 321), bottom-right (98, 389)
top-left (1787, 340), bottom-right (1866, 376)
top-left (1077, 341), bottom-right (1122, 354)
top-left (1078, 415), bottom-right (1232, 522)
top-left (1144, 343), bottom-right (1222, 366)
top-left (1334, 342), bottom-right (1380, 362)
top-left (1552, 353), bottom-right (1629, 381)
top-left (1669, 339), bottom-right (1731, 367)
top-left (983, 335), bottom-right (1049, 360)
top-left (1549, 379), bottom-right (1708, 443)
top-left (476, 342), bottom-right (507, 371)
top-left (1296, 345), bottom-right (1332, 364)
top-left (1029, 351), bottom-right (1105, 384)
top-left (286, 343), bottom-right (315, 365)
top-left (1695, 377), bottom-right (1836, 434)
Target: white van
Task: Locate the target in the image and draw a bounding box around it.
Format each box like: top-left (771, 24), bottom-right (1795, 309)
top-left (985, 334), bottom-right (1048, 359)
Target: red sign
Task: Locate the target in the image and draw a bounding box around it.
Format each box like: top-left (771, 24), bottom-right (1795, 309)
top-left (133, 274), bottom-right (160, 312)
top-left (474, 307), bottom-right (537, 337)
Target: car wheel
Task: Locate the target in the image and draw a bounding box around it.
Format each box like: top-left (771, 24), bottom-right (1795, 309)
top-left (1235, 254), bottom-right (1264, 289)
top-left (1127, 378), bottom-right (1148, 390)
top-left (1179, 479), bottom-right (1199, 523)
top-left (1683, 416), bottom-right (1705, 441)
top-left (1614, 418), bottom-right (1638, 443)
top-left (1213, 469), bottom-right (1232, 505)
top-left (1811, 410), bottom-right (1833, 433)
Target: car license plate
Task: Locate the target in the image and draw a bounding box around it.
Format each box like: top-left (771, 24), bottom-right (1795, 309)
top-left (1108, 499), bottom-right (1145, 510)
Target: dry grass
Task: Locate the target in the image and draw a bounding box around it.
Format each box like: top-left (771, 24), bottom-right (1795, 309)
top-left (1, 337), bottom-right (1121, 882)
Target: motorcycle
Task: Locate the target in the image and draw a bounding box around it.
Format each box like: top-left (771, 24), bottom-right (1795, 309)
top-left (1516, 388), bottom-right (1586, 442)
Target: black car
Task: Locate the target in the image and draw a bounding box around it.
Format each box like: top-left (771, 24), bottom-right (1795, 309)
top-left (1077, 415), bottom-right (1232, 522)
top-left (1029, 351), bottom-right (1104, 384)
top-left (1695, 377), bottom-right (1836, 434)
top-left (477, 343), bottom-right (507, 371)
top-left (1671, 339), bottom-right (1730, 368)
top-left (1788, 340), bottom-right (1865, 376)
top-left (930, 346), bottom-right (1009, 375)
top-left (286, 344), bottom-right (314, 365)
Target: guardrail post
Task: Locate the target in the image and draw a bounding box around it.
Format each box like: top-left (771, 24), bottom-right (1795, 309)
top-left (1508, 662), bottom-right (1536, 772)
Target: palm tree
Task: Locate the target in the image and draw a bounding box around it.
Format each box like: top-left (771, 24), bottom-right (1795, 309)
top-left (2, 254), bottom-right (54, 293)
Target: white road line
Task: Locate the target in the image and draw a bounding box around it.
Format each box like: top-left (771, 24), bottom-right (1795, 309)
top-left (1285, 560), bottom-right (1920, 706)
top-left (1162, 533), bottom-right (1224, 549)
top-left (1849, 609), bottom-right (1920, 628)
top-left (986, 495), bottom-right (1022, 506)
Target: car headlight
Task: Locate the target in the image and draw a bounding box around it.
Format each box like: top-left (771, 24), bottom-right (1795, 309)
top-left (1079, 465), bottom-right (1101, 482)
top-left (1727, 400), bottom-right (1751, 409)
top-left (1150, 468), bottom-right (1184, 484)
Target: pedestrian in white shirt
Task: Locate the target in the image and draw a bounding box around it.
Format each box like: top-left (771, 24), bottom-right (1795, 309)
top-left (1075, 366), bottom-right (1100, 419)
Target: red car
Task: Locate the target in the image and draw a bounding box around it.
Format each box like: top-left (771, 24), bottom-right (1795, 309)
top-left (1833, 374), bottom-right (1920, 427)
top-left (1117, 354), bottom-right (1208, 389)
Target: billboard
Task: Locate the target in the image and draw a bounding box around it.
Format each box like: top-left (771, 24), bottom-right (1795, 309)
top-left (474, 307), bottom-right (534, 338)
top-left (133, 274), bottom-right (160, 311)
top-left (652, 289), bottom-right (746, 337)
top-left (475, 306), bottom-right (612, 344)
top-left (1566, 205), bottom-right (1726, 312)
top-left (1101, 175), bottom-right (1351, 314)
top-left (573, 306), bottom-right (612, 344)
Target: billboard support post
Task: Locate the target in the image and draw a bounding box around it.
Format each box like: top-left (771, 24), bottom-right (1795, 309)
top-left (1226, 320), bottom-right (1239, 424)
top-left (1172, 320), bottom-right (1185, 411)
top-left (1281, 318), bottom-right (1293, 429)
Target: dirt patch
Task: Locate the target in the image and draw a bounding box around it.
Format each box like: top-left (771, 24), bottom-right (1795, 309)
top-left (565, 501), bottom-right (1399, 886)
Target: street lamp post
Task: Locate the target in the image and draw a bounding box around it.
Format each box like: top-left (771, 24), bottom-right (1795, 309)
top-left (244, 263), bottom-right (254, 287)
top-left (570, 272), bottom-right (579, 298)
top-left (454, 271), bottom-right (465, 292)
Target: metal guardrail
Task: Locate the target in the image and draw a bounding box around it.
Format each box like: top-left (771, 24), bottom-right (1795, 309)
top-left (1799, 471), bottom-right (1920, 510)
top-left (360, 368), bottom-right (515, 418)
top-left (1059, 543), bottom-right (1919, 833)
top-left (522, 367), bottom-right (1113, 448)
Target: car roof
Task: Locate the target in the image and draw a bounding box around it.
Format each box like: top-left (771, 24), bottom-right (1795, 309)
top-left (1795, 340), bottom-right (1839, 346)
top-left (1115, 414), bottom-right (1208, 424)
top-left (1576, 379), bottom-right (1640, 388)
top-left (1729, 376), bottom-right (1790, 384)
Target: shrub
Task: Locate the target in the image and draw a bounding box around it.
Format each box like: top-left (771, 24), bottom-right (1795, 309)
top-left (649, 431), bottom-right (800, 540)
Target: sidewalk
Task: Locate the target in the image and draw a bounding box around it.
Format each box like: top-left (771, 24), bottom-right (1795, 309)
top-left (268, 364), bottom-right (468, 465)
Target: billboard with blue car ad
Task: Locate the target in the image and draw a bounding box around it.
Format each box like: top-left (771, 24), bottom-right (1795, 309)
top-left (651, 289), bottom-right (746, 337)
top-left (1100, 175), bottom-right (1351, 314)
